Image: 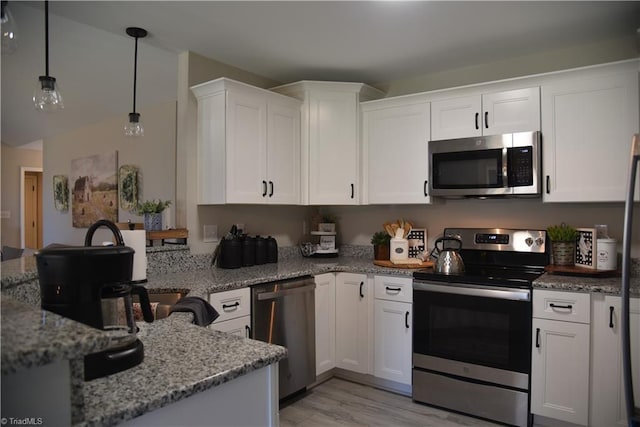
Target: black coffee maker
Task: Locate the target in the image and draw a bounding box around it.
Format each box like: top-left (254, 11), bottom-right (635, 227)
top-left (36, 219), bottom-right (154, 380)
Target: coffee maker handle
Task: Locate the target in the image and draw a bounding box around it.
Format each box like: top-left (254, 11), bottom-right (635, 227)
top-left (131, 285), bottom-right (155, 323)
top-left (85, 219), bottom-right (126, 247)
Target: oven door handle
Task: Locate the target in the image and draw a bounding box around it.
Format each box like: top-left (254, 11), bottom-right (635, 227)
top-left (413, 281), bottom-right (531, 301)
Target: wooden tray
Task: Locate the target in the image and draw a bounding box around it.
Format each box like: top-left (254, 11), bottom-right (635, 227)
top-left (544, 264), bottom-right (620, 277)
top-left (374, 260), bottom-right (434, 269)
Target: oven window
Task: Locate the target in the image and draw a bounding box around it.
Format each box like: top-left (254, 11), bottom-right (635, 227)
top-left (413, 290), bottom-right (531, 373)
top-left (432, 149), bottom-right (503, 188)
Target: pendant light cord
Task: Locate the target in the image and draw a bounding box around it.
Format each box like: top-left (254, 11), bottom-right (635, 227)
top-left (132, 34), bottom-right (138, 113)
top-left (44, 0), bottom-right (49, 77)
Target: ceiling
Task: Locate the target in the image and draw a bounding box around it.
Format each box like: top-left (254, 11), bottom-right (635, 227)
top-left (2, 1), bottom-right (639, 148)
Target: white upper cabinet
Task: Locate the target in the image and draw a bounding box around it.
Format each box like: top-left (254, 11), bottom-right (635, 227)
top-left (431, 87), bottom-right (540, 140)
top-left (362, 96), bottom-right (432, 204)
top-left (191, 78), bottom-right (301, 205)
top-left (541, 66), bottom-right (639, 202)
top-left (271, 81), bottom-right (384, 205)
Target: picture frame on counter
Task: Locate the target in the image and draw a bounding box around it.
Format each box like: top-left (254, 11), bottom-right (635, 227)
top-left (575, 227), bottom-right (597, 269)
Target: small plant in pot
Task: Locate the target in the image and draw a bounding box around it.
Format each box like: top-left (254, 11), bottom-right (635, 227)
top-left (137, 199), bottom-right (171, 231)
top-left (371, 231), bottom-right (391, 261)
top-left (547, 223), bottom-right (578, 266)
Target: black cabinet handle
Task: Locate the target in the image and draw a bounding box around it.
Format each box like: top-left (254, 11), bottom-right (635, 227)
top-left (386, 286), bottom-right (401, 293)
top-left (546, 176), bottom-right (550, 194)
top-left (475, 112), bottom-right (479, 130)
top-left (549, 303), bottom-right (572, 310)
top-left (350, 183), bottom-right (355, 199)
top-left (424, 180), bottom-right (428, 197)
top-left (609, 306), bottom-right (615, 328)
top-left (245, 325), bottom-right (251, 338)
top-left (262, 180), bottom-right (267, 197)
top-left (484, 111), bottom-right (489, 129)
top-left (269, 181), bottom-right (274, 197)
top-left (222, 302), bottom-right (240, 310)
top-left (405, 311), bottom-right (410, 329)
top-left (359, 281), bottom-right (364, 298)
top-left (536, 328), bottom-right (541, 348)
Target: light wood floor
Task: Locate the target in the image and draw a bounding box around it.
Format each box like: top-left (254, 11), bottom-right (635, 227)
top-left (280, 378), bottom-right (501, 427)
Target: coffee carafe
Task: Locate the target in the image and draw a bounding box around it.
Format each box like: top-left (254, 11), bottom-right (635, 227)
top-left (36, 219), bottom-right (154, 380)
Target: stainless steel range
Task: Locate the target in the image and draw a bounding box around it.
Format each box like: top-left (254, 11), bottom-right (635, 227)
top-left (412, 228), bottom-right (548, 427)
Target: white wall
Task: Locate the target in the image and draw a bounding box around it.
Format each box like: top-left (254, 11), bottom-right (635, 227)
top-left (43, 101), bottom-right (177, 246)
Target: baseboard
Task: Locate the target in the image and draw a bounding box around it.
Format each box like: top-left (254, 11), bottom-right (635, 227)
top-left (312, 368), bottom-right (411, 397)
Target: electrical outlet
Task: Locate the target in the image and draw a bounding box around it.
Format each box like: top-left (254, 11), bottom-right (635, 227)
top-left (203, 225), bottom-right (218, 243)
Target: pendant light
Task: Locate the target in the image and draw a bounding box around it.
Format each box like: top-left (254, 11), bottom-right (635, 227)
top-left (124, 27), bottom-right (147, 137)
top-left (33, 0), bottom-right (63, 111)
top-left (1, 1), bottom-right (18, 54)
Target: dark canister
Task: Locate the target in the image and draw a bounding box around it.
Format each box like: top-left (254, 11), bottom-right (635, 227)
top-left (242, 235), bottom-right (256, 267)
top-left (218, 237), bottom-right (242, 269)
top-left (267, 236), bottom-right (278, 263)
top-left (255, 236), bottom-right (267, 265)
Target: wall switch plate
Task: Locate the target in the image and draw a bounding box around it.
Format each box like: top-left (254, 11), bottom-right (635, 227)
top-left (203, 225), bottom-right (218, 243)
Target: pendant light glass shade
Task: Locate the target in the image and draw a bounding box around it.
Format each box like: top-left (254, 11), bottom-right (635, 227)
top-left (124, 112), bottom-right (143, 137)
top-left (124, 27), bottom-right (147, 137)
top-left (33, 1), bottom-right (63, 111)
top-left (1, 1), bottom-right (18, 54)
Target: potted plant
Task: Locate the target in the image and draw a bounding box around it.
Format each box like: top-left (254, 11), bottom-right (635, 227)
top-left (137, 199), bottom-right (171, 231)
top-left (547, 223), bottom-right (578, 266)
top-left (371, 231), bottom-right (391, 261)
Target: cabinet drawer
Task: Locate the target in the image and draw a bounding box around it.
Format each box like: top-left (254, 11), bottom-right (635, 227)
top-left (209, 315), bottom-right (251, 338)
top-left (209, 287), bottom-right (251, 323)
top-left (374, 275), bottom-right (413, 303)
top-left (533, 289), bottom-right (590, 323)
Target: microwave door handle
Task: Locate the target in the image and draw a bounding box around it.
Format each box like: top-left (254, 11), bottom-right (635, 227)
top-left (503, 147), bottom-right (509, 187)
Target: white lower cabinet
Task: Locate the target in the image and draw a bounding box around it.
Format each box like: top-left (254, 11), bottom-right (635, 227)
top-left (373, 276), bottom-right (412, 386)
top-left (590, 295), bottom-right (640, 427)
top-left (531, 290), bottom-right (590, 426)
top-left (314, 273), bottom-right (336, 376)
top-left (334, 272), bottom-right (372, 374)
top-left (208, 288), bottom-right (251, 337)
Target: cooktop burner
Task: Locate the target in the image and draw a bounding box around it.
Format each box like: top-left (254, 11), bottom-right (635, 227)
top-left (413, 227), bottom-right (549, 289)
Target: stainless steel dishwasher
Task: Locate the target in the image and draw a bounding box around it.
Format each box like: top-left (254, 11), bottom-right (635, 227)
top-left (251, 276), bottom-right (316, 400)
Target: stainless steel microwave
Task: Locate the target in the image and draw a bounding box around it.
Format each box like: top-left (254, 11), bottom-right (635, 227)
top-left (428, 131), bottom-right (541, 198)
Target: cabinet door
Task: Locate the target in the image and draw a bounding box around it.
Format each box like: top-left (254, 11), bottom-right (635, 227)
top-left (374, 299), bottom-right (411, 385)
top-left (482, 87), bottom-right (540, 136)
top-left (308, 91), bottom-right (359, 205)
top-left (209, 315), bottom-right (251, 338)
top-left (542, 71), bottom-right (639, 202)
top-left (335, 273), bottom-right (371, 374)
top-left (531, 317), bottom-right (590, 425)
top-left (314, 273), bottom-right (336, 376)
top-left (431, 95), bottom-right (482, 140)
top-left (363, 100), bottom-right (431, 204)
top-left (590, 295), bottom-right (640, 427)
top-left (226, 90), bottom-right (267, 203)
top-left (266, 100), bottom-right (300, 204)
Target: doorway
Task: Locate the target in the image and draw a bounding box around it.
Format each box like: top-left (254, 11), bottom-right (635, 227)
top-left (21, 168), bottom-right (43, 249)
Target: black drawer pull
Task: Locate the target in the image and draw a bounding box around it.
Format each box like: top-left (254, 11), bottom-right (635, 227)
top-left (245, 325), bottom-right (251, 338)
top-left (546, 176), bottom-right (550, 194)
top-left (405, 311), bottom-right (410, 329)
top-left (536, 327), bottom-right (541, 348)
top-left (269, 181), bottom-right (274, 197)
top-left (424, 180), bottom-right (428, 197)
top-left (385, 286), bottom-right (402, 293)
top-left (359, 281), bottom-right (364, 298)
top-left (484, 111), bottom-right (489, 129)
top-left (609, 306), bottom-right (615, 328)
top-left (350, 183), bottom-right (355, 199)
top-left (222, 302), bottom-right (240, 310)
top-left (262, 180), bottom-right (267, 197)
top-left (475, 112), bottom-right (479, 130)
top-left (549, 303), bottom-right (572, 310)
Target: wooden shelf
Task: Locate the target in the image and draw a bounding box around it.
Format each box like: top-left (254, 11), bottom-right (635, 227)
top-left (146, 228), bottom-right (188, 246)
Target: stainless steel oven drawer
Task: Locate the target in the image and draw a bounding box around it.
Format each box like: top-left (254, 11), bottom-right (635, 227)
top-left (412, 369), bottom-right (529, 427)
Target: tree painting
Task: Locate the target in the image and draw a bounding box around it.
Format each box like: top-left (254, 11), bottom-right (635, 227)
top-left (53, 175), bottom-right (69, 211)
top-left (119, 165), bottom-right (138, 212)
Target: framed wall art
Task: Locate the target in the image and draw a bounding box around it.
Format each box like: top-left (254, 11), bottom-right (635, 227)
top-left (575, 227), bottom-right (597, 269)
top-left (71, 151), bottom-right (118, 228)
top-left (118, 165), bottom-right (139, 212)
top-left (53, 175), bottom-right (69, 211)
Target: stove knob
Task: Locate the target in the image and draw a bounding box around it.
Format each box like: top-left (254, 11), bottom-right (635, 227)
top-left (525, 237), bottom-right (534, 247)
top-left (535, 237), bottom-right (544, 246)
